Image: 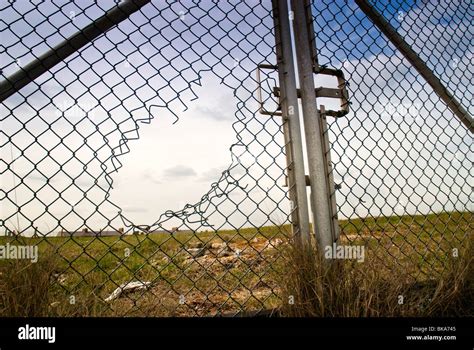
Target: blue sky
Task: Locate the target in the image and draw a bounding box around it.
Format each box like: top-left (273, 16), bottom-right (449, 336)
top-left (1, 0), bottom-right (472, 235)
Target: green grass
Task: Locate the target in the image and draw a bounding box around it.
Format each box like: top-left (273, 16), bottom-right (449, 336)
top-left (0, 211), bottom-right (471, 316)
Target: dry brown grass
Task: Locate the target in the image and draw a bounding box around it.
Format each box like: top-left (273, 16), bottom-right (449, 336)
top-left (0, 242), bottom-right (109, 317)
top-left (0, 212), bottom-right (471, 317)
top-left (0, 237), bottom-right (471, 317)
top-left (0, 245), bottom-right (57, 316)
top-left (279, 238), bottom-right (473, 317)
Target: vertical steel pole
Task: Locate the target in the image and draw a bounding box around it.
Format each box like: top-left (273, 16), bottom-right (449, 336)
top-left (291, 0), bottom-right (334, 252)
top-left (319, 105), bottom-right (340, 242)
top-left (303, 0), bottom-right (340, 243)
top-left (272, 0), bottom-right (311, 246)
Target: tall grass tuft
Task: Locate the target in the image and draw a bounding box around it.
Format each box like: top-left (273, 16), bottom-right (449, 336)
top-left (279, 238), bottom-right (472, 317)
top-left (0, 241), bottom-right (108, 317)
top-left (0, 244), bottom-right (58, 316)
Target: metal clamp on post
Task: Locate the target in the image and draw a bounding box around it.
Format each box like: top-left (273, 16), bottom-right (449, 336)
top-left (273, 66), bottom-right (350, 118)
top-left (257, 63), bottom-right (350, 119)
top-left (314, 66), bottom-right (350, 118)
top-left (256, 63), bottom-right (282, 116)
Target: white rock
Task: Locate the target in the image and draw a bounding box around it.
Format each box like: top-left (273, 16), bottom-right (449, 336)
top-left (269, 238), bottom-right (283, 247)
top-left (210, 242), bottom-right (227, 250)
top-left (105, 281), bottom-right (151, 302)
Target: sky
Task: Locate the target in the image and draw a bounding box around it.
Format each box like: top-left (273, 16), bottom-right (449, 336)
top-left (0, 0), bottom-right (472, 236)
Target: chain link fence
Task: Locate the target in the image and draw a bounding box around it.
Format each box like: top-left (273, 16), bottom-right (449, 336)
top-left (0, 0), bottom-right (472, 316)
top-left (312, 0), bottom-right (472, 280)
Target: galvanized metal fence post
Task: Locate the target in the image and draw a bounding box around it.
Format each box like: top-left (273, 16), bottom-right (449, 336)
top-left (272, 0), bottom-right (311, 246)
top-left (291, 0), bottom-right (335, 253)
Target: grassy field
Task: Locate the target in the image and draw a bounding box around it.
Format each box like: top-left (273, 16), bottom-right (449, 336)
top-left (0, 211), bottom-right (471, 316)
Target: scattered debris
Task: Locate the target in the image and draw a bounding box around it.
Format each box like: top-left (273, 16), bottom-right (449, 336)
top-left (220, 256), bottom-right (238, 269)
top-left (49, 301), bottom-right (60, 308)
top-left (150, 255), bottom-right (171, 266)
top-left (210, 242), bottom-right (227, 250)
top-left (52, 273), bottom-right (67, 285)
top-left (187, 241), bottom-right (207, 249)
top-left (216, 247), bottom-right (233, 257)
top-left (181, 238), bottom-right (287, 270)
top-left (186, 247), bottom-right (207, 258)
top-left (208, 242), bottom-right (233, 257)
top-left (105, 281), bottom-right (152, 302)
top-left (269, 238), bottom-right (283, 248)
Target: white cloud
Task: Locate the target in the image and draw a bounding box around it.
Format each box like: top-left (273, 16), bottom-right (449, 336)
top-left (163, 165), bottom-right (197, 179)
